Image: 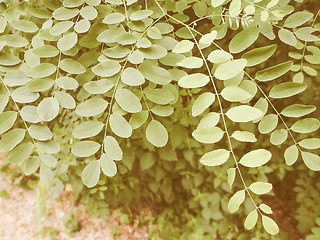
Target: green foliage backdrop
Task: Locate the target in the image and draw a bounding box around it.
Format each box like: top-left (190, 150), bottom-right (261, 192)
top-left (0, 0), bottom-right (320, 238)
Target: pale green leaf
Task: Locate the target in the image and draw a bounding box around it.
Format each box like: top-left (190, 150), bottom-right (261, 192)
top-left (284, 11), bottom-right (313, 28)
top-left (103, 12), bottom-right (125, 24)
top-left (229, 28), bottom-right (259, 53)
top-left (7, 143), bottom-right (33, 164)
top-left (72, 121), bottom-right (104, 139)
top-left (53, 7), bottom-right (79, 20)
top-left (83, 79), bottom-right (114, 94)
top-left (192, 92), bottom-right (215, 117)
top-left (269, 82), bottom-right (306, 98)
top-left (60, 58), bottom-right (86, 74)
top-left (281, 104), bottom-right (316, 118)
top-left (291, 118), bottom-right (320, 133)
top-left (197, 112), bottom-right (220, 129)
top-left (259, 204), bottom-right (273, 214)
top-left (239, 149), bottom-right (272, 167)
top-left (33, 45), bottom-right (59, 58)
top-left (301, 151), bottom-right (320, 171)
top-left (24, 157), bottom-right (40, 175)
top-left (129, 9), bottom-right (153, 21)
top-left (214, 59), bottom-right (247, 80)
top-left (0, 111), bottom-right (17, 135)
top-left (82, 160), bottom-right (100, 188)
top-left (200, 149), bottom-right (230, 166)
top-left (40, 154), bottom-right (57, 168)
top-left (115, 88), bottom-right (142, 113)
top-left (129, 110), bottom-right (149, 129)
top-left (298, 138), bottom-right (320, 149)
top-left (284, 144), bottom-right (299, 166)
top-left (258, 114), bottom-right (278, 134)
top-left (270, 129), bottom-right (288, 145)
top-left (178, 73), bottom-right (210, 88)
top-left (139, 64), bottom-right (172, 85)
top-left (0, 128), bottom-right (25, 152)
top-left (54, 91), bottom-right (76, 109)
top-left (109, 113), bottom-right (132, 138)
top-left (231, 130), bottom-right (257, 142)
top-left (56, 76), bottom-right (79, 90)
top-left (172, 40), bottom-right (194, 53)
top-left (50, 21), bottom-right (74, 36)
top-left (192, 127), bottom-right (224, 144)
top-left (11, 20), bottom-right (38, 33)
top-left (255, 61), bottom-right (293, 82)
top-left (208, 50), bottom-right (232, 64)
top-left (176, 57), bottom-right (203, 69)
top-left (262, 216), bottom-right (279, 235)
top-left (100, 154), bottom-right (117, 177)
top-left (37, 97), bottom-right (59, 121)
top-left (28, 124), bottom-right (53, 141)
top-left (228, 190), bottom-right (245, 213)
top-left (241, 44), bottom-right (277, 67)
top-left (226, 105), bottom-right (263, 122)
top-left (20, 106), bottom-right (41, 123)
top-left (103, 136), bottom-right (122, 160)
top-left (72, 140), bottom-right (100, 157)
top-left (92, 60), bottom-right (121, 77)
top-left (11, 87), bottom-right (39, 103)
top-left (227, 168), bottom-right (236, 188)
top-left (75, 97), bottom-right (108, 117)
top-left (57, 32), bottom-right (77, 52)
top-left (278, 29), bottom-right (297, 46)
top-left (249, 182), bottom-right (273, 195)
top-left (146, 120), bottom-right (168, 147)
top-left (221, 86), bottom-right (251, 102)
top-left (244, 209), bottom-right (258, 230)
top-left (4, 70), bottom-right (31, 87)
top-left (27, 63), bottom-right (56, 78)
top-left (144, 89), bottom-right (174, 105)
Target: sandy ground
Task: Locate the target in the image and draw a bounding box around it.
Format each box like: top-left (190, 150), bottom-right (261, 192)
top-left (0, 176), bottom-right (148, 240)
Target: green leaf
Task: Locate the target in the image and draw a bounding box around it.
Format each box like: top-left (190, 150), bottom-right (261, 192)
top-left (301, 151), bottom-right (320, 171)
top-left (176, 57), bottom-right (203, 69)
top-left (284, 11), bottom-right (313, 28)
top-left (129, 110), bottom-right (149, 129)
top-left (84, 79), bottom-right (114, 94)
top-left (228, 190), bottom-right (245, 213)
top-left (28, 124), bottom-right (53, 141)
top-left (249, 182), bottom-right (273, 195)
top-left (121, 67), bottom-right (145, 86)
top-left (269, 82), bottom-right (306, 98)
top-left (63, 0), bottom-right (85, 8)
top-left (298, 138), bottom-right (320, 149)
top-left (192, 92), bottom-right (215, 117)
top-left (192, 127), bottom-right (224, 144)
top-left (241, 44), bottom-right (277, 67)
top-left (178, 73), bottom-right (210, 88)
top-left (227, 168), bottom-right (236, 188)
top-left (24, 157), bottom-right (40, 176)
top-left (258, 114), bottom-right (278, 134)
top-left (284, 144), bottom-right (299, 166)
top-left (37, 97), bottom-right (59, 121)
top-left (281, 104), bottom-right (316, 117)
top-left (172, 40), bottom-right (194, 53)
top-left (92, 60), bottom-right (121, 77)
top-left (208, 50), bottom-right (232, 64)
top-left (71, 140), bottom-right (100, 157)
top-left (239, 149), bottom-right (272, 168)
top-left (80, 5), bottom-right (98, 20)
top-left (11, 87), bottom-right (40, 103)
top-left (226, 105), bottom-right (263, 122)
top-left (40, 163), bottom-right (54, 183)
top-left (7, 143), bottom-right (33, 163)
top-left (146, 120), bottom-right (168, 147)
top-left (259, 204), bottom-right (273, 214)
top-left (27, 63), bottom-right (56, 78)
top-left (74, 19), bottom-right (90, 33)
top-left (33, 45), bottom-right (59, 58)
top-left (56, 76), bottom-right (79, 90)
top-left (291, 118), bottom-right (320, 133)
top-left (72, 121), bottom-right (104, 139)
top-left (57, 32), bottom-right (77, 52)
top-left (4, 70), bottom-right (31, 87)
top-left (40, 154), bottom-right (57, 168)
top-left (231, 130), bottom-right (257, 143)
top-left (115, 88), bottom-right (142, 113)
top-left (54, 91), bottom-right (76, 109)
top-left (0, 111), bottom-right (17, 134)
top-left (255, 61), bottom-right (293, 82)
top-left (214, 59), bottom-right (247, 80)
top-left (60, 58), bottom-right (86, 74)
top-left (102, 12), bottom-right (125, 24)
top-left (0, 35), bottom-right (28, 48)
top-left (109, 113), bottom-right (132, 138)
top-left (229, 28), bottom-right (259, 53)
top-left (139, 64), bottom-right (172, 85)
top-left (50, 21), bottom-right (74, 36)
top-left (200, 149), bottom-right (230, 166)
top-left (197, 112), bottom-right (220, 129)
top-left (147, 27), bottom-right (162, 40)
top-left (75, 97), bottom-right (108, 117)
top-left (270, 129), bottom-right (288, 145)
top-left (129, 9), bottom-right (153, 21)
top-left (103, 136), bottom-right (122, 160)
top-left (139, 44), bottom-right (167, 59)
top-left (151, 105), bottom-right (174, 117)
top-left (244, 209), bottom-right (258, 230)
top-left (0, 128), bottom-right (25, 152)
top-left (20, 106), bottom-right (41, 123)
top-left (262, 216), bottom-right (279, 235)
top-left (26, 78), bottom-right (54, 93)
top-left (221, 86), bottom-right (251, 102)
top-left (278, 29), bottom-right (297, 46)
top-left (199, 30), bottom-right (217, 47)
top-left (144, 89), bottom-right (174, 105)
top-left (53, 7), bottom-right (79, 20)
top-left (82, 160), bottom-right (100, 188)
top-left (0, 53), bottom-right (21, 66)
top-left (36, 141), bottom-right (60, 154)
top-left (11, 20), bottom-right (38, 33)
top-left (100, 154), bottom-right (117, 177)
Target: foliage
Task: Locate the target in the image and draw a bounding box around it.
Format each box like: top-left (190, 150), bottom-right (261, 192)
top-left (0, 0), bottom-right (320, 238)
top-left (62, 210), bottom-right (81, 237)
top-left (306, 218), bottom-right (320, 240)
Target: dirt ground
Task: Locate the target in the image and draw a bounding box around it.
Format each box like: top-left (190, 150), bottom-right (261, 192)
top-left (0, 175), bottom-right (148, 240)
